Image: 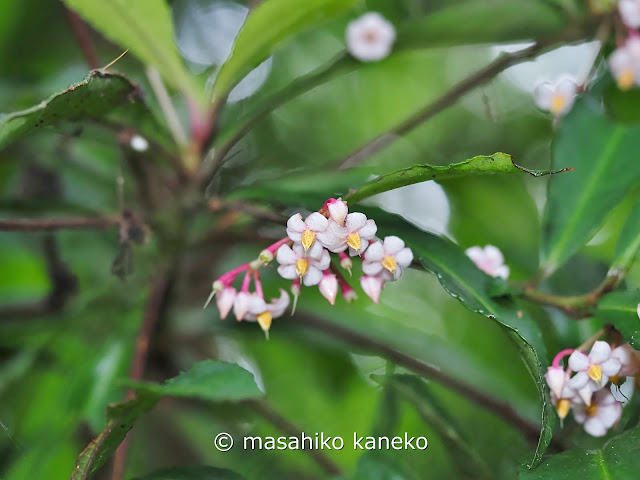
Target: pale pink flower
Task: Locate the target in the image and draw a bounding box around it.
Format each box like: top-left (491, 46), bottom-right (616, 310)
top-left (465, 245), bottom-right (509, 280)
top-left (361, 275), bottom-right (385, 304)
top-left (319, 213), bottom-right (378, 256)
top-left (362, 236), bottom-right (413, 281)
top-left (620, 0), bottom-right (640, 28)
top-left (276, 244), bottom-right (331, 286)
top-left (245, 289), bottom-right (290, 335)
top-left (545, 366), bottom-right (569, 400)
top-left (215, 287), bottom-right (237, 320)
top-left (233, 291), bottom-right (267, 322)
top-left (568, 341), bottom-right (621, 404)
top-left (534, 77), bottom-right (578, 116)
top-left (611, 343), bottom-right (640, 378)
top-left (572, 389), bottom-right (622, 437)
top-left (327, 198), bottom-right (348, 226)
top-left (318, 272), bottom-right (338, 305)
top-left (608, 37), bottom-right (640, 90)
top-left (286, 212), bottom-right (328, 258)
top-left (346, 12), bottom-right (396, 62)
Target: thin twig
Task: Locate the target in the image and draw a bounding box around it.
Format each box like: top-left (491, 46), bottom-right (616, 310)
top-left (63, 6), bottom-right (100, 69)
top-left (110, 272), bottom-right (172, 480)
top-left (246, 399), bottom-right (343, 477)
top-left (294, 313), bottom-right (543, 443)
top-left (337, 35), bottom-right (588, 169)
top-left (0, 216), bottom-right (119, 232)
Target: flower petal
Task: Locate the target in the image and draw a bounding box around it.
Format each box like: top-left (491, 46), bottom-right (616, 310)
top-left (268, 289), bottom-right (290, 318)
top-left (303, 266), bottom-right (323, 286)
top-left (306, 212), bottom-right (328, 232)
top-left (589, 341), bottom-right (612, 364)
top-left (276, 244), bottom-right (297, 265)
top-left (494, 265), bottom-right (510, 280)
top-left (358, 219), bottom-right (377, 239)
top-left (383, 236), bottom-right (405, 254)
top-left (568, 371), bottom-right (589, 389)
top-left (277, 265), bottom-right (298, 280)
top-left (287, 213), bottom-right (306, 233)
top-left (583, 417), bottom-right (607, 437)
top-left (365, 241), bottom-right (384, 261)
top-left (395, 248), bottom-right (414, 268)
top-left (314, 249), bottom-right (331, 271)
top-left (362, 261), bottom-right (383, 276)
top-left (483, 245), bottom-right (504, 268)
top-left (465, 246), bottom-right (484, 263)
top-left (534, 82), bottom-right (554, 110)
top-left (569, 351), bottom-right (590, 372)
top-left (307, 241), bottom-right (325, 260)
top-left (601, 357), bottom-right (621, 377)
top-left (346, 212), bottom-right (367, 232)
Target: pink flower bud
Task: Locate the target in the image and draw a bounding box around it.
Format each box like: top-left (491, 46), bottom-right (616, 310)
top-left (545, 366), bottom-right (567, 400)
top-left (327, 198), bottom-right (348, 225)
top-left (361, 275), bottom-right (384, 304)
top-left (319, 272), bottom-right (338, 305)
top-left (216, 287), bottom-right (237, 320)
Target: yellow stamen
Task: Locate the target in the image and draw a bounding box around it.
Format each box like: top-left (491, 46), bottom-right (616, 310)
top-left (610, 374), bottom-right (620, 385)
top-left (382, 256), bottom-right (397, 273)
top-left (295, 258), bottom-right (309, 277)
top-left (618, 70), bottom-right (634, 90)
top-left (347, 233), bottom-right (361, 252)
top-left (257, 311), bottom-right (272, 334)
top-left (301, 230), bottom-right (316, 251)
top-left (550, 94), bottom-right (566, 115)
top-left (587, 364), bottom-right (602, 384)
top-left (585, 403), bottom-right (599, 417)
top-left (556, 398), bottom-right (571, 419)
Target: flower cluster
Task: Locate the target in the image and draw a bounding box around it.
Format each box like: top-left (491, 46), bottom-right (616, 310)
top-left (205, 198), bottom-right (413, 337)
top-left (545, 340), bottom-right (640, 436)
top-left (534, 77), bottom-right (578, 118)
top-left (465, 245), bottom-right (510, 280)
top-left (608, 1), bottom-right (640, 90)
top-left (346, 12), bottom-right (396, 62)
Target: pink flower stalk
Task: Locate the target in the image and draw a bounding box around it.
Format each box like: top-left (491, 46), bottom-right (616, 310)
top-left (545, 348), bottom-right (574, 400)
top-left (338, 275), bottom-right (357, 303)
top-left (318, 271), bottom-right (338, 305)
top-left (339, 251), bottom-right (352, 275)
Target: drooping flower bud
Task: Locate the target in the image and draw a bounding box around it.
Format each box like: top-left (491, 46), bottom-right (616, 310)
top-left (361, 275), bottom-right (384, 304)
top-left (318, 272), bottom-right (338, 305)
top-left (327, 198), bottom-right (348, 225)
top-left (216, 287), bottom-right (237, 320)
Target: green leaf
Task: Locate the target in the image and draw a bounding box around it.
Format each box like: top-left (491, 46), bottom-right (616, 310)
top-left (132, 465), bottom-right (245, 480)
top-left (373, 210), bottom-right (553, 468)
top-left (72, 361), bottom-right (261, 479)
top-left (0, 71), bottom-right (138, 150)
top-left (378, 374), bottom-right (494, 480)
top-left (346, 152), bottom-right (569, 204)
top-left (72, 394), bottom-right (159, 480)
top-left (541, 96), bottom-right (640, 274)
top-left (519, 426), bottom-right (640, 480)
top-left (211, 0), bottom-right (358, 99)
top-left (397, 0), bottom-right (567, 49)
top-left (62, 0), bottom-right (201, 101)
top-left (594, 291), bottom-right (640, 350)
top-left (129, 360), bottom-right (262, 401)
top-left (611, 197), bottom-right (640, 272)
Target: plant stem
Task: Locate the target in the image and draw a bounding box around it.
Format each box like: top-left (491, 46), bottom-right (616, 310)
top-left (0, 216), bottom-right (119, 232)
top-left (294, 313), bottom-right (544, 444)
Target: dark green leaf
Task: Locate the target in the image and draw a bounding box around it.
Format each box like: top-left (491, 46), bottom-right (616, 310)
top-left (62, 0), bottom-right (201, 101)
top-left (374, 210), bottom-right (553, 468)
top-left (131, 465), bottom-right (245, 480)
top-left (129, 360), bottom-right (263, 401)
top-left (594, 291), bottom-right (640, 350)
top-left (519, 426), bottom-right (640, 480)
top-left (378, 374), bottom-right (494, 480)
top-left (541, 96), bottom-right (640, 273)
top-left (346, 153), bottom-right (569, 204)
top-left (0, 71), bottom-right (139, 150)
top-left (211, 0), bottom-right (358, 99)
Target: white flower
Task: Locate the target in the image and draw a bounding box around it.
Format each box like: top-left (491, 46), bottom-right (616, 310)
top-left (276, 244), bottom-right (330, 286)
top-left (534, 77), bottom-right (578, 116)
top-left (346, 12), bottom-right (396, 62)
top-left (464, 245), bottom-right (509, 280)
top-left (545, 366), bottom-right (568, 400)
top-left (608, 37), bottom-right (640, 90)
top-left (327, 198), bottom-right (348, 225)
top-left (568, 341), bottom-right (621, 404)
top-left (620, 0), bottom-right (640, 28)
top-left (362, 236), bottom-right (413, 281)
top-left (319, 213), bottom-right (378, 256)
top-left (215, 287), bottom-right (237, 320)
top-left (360, 275), bottom-right (385, 304)
top-left (318, 273), bottom-right (338, 305)
top-left (572, 389), bottom-right (622, 437)
top-left (245, 289), bottom-right (290, 335)
top-left (286, 213), bottom-right (329, 258)
top-left (130, 134), bottom-right (149, 152)
top-left (611, 343), bottom-right (640, 378)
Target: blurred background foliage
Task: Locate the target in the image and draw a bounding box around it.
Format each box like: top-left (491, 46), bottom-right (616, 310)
top-left (2, 0), bottom-right (640, 479)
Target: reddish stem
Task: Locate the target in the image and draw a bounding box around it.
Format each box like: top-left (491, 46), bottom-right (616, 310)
top-left (265, 237), bottom-right (292, 255)
top-left (240, 270), bottom-right (252, 293)
top-left (218, 263), bottom-right (251, 286)
top-left (552, 349), bottom-right (575, 368)
top-left (254, 270), bottom-right (264, 299)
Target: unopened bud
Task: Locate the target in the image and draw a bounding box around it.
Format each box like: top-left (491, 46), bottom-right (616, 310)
top-left (259, 249), bottom-right (274, 265)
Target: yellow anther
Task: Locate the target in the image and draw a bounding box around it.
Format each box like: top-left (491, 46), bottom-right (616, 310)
top-left (301, 230), bottom-right (316, 251)
top-left (257, 311), bottom-right (272, 333)
top-left (587, 364), bottom-right (602, 384)
top-left (618, 70), bottom-right (634, 90)
top-left (295, 258), bottom-right (309, 277)
top-left (556, 398), bottom-right (571, 419)
top-left (550, 94), bottom-right (566, 115)
top-left (585, 403), bottom-right (599, 417)
top-left (347, 232), bottom-right (361, 252)
top-left (382, 256), bottom-right (397, 273)
top-left (610, 374), bottom-right (620, 385)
